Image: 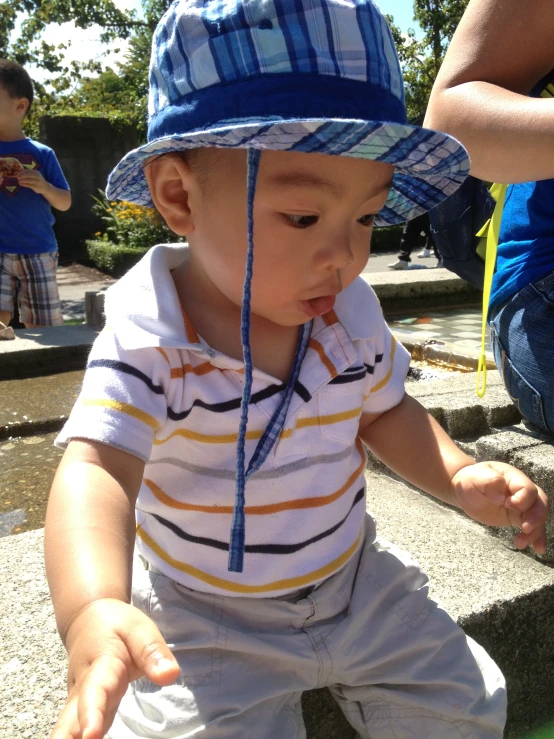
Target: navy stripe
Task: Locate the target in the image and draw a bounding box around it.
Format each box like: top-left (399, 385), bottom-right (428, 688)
top-left (167, 383), bottom-right (284, 422)
top-left (294, 380), bottom-right (312, 402)
top-left (329, 370), bottom-right (366, 385)
top-left (293, 0), bottom-right (319, 74)
top-left (150, 487), bottom-right (365, 554)
top-left (88, 359), bottom-right (165, 394)
top-left (320, 0), bottom-right (341, 76)
top-left (173, 6), bottom-right (197, 92)
top-left (237, 3), bottom-right (261, 76)
top-left (273, 0), bottom-right (300, 72)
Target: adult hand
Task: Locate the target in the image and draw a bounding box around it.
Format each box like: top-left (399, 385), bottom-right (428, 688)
top-left (49, 598), bottom-right (180, 739)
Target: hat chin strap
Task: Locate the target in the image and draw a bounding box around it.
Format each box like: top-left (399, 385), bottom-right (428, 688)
top-left (228, 148), bottom-right (262, 573)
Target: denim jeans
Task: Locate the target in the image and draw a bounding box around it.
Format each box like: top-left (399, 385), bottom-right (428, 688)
top-left (490, 270), bottom-right (554, 435)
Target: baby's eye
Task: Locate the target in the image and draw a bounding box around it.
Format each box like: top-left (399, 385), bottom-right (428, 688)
top-left (284, 214), bottom-right (319, 228)
top-left (358, 214), bottom-right (376, 227)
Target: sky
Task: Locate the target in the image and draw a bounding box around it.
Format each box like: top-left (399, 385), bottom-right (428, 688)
top-left (29, 0), bottom-right (420, 84)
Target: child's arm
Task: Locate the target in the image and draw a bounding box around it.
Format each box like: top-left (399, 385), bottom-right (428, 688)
top-left (17, 168), bottom-right (71, 211)
top-left (359, 393), bottom-right (549, 554)
top-left (45, 439), bottom-right (179, 739)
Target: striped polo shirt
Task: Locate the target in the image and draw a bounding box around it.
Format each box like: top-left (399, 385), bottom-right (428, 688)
top-left (57, 244), bottom-right (410, 597)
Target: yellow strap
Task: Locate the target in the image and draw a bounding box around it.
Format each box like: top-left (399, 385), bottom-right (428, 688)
top-left (476, 183), bottom-right (508, 397)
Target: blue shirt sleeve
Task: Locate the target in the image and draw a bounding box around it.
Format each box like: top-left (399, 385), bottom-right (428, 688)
top-left (43, 148), bottom-right (70, 191)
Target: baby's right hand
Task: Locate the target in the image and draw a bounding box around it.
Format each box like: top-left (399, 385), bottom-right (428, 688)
top-left (49, 598), bottom-right (180, 739)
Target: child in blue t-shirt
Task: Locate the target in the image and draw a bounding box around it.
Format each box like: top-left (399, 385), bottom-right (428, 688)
top-left (45, 2), bottom-right (548, 738)
top-left (0, 59), bottom-right (71, 338)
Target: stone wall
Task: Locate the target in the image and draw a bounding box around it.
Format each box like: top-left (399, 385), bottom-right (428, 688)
top-left (38, 116), bottom-right (140, 261)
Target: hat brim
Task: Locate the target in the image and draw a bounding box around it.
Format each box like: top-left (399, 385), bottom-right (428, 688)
top-left (106, 118), bottom-right (469, 226)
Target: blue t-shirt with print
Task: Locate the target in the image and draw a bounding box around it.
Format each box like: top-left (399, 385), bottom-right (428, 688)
top-left (0, 138), bottom-right (70, 255)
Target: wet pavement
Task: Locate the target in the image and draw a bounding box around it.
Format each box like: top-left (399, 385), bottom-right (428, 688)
top-left (0, 432), bottom-right (62, 536)
top-left (0, 370), bottom-right (84, 439)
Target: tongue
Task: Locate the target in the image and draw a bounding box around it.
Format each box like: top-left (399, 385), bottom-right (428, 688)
top-left (307, 295), bottom-right (336, 316)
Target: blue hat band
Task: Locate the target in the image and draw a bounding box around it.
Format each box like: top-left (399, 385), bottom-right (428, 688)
top-left (148, 72), bottom-right (407, 142)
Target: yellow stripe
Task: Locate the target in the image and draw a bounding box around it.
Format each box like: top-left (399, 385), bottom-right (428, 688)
top-left (136, 525), bottom-right (363, 594)
top-left (82, 398), bottom-right (160, 430)
top-left (322, 309), bottom-right (339, 326)
top-left (145, 437), bottom-right (366, 514)
top-left (154, 406), bottom-right (362, 445)
top-left (155, 347), bottom-right (170, 364)
top-left (370, 336), bottom-right (396, 393)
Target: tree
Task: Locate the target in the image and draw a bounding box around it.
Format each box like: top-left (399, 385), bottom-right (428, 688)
top-left (1, 0), bottom-right (170, 135)
top-left (387, 0), bottom-right (469, 120)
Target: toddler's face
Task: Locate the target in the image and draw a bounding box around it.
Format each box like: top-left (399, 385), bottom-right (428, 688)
top-left (186, 148), bottom-right (393, 326)
top-left (0, 86), bottom-right (27, 126)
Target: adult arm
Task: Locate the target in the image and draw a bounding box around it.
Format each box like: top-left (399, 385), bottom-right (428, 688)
top-left (425, 0), bottom-right (554, 183)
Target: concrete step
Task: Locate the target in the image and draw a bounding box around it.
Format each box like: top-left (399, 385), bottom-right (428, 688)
top-left (0, 326), bottom-right (98, 381)
top-left (3, 471), bottom-right (553, 738)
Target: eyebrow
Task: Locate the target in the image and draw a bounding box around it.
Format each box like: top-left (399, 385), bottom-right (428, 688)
top-left (266, 171), bottom-right (390, 201)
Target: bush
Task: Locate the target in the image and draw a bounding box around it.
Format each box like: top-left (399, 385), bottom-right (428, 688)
top-left (371, 224), bottom-right (403, 252)
top-left (85, 239), bottom-right (150, 277)
top-left (91, 190), bottom-right (186, 251)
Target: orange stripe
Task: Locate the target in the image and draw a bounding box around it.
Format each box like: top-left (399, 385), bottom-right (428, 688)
top-left (309, 337), bottom-right (337, 378)
top-left (136, 525), bottom-right (363, 594)
top-left (171, 361), bottom-right (217, 379)
top-left (322, 309), bottom-right (339, 326)
top-left (154, 406), bottom-right (361, 445)
top-left (155, 347), bottom-right (170, 364)
top-left (181, 307), bottom-right (200, 344)
top-left (145, 437), bottom-right (365, 514)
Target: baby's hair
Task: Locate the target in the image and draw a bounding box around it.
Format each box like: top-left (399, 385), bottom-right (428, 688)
top-left (0, 59), bottom-right (34, 117)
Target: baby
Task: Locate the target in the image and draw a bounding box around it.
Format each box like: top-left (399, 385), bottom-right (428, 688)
top-left (46, 1), bottom-right (548, 737)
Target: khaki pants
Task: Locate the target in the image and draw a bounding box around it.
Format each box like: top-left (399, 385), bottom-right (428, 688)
top-left (109, 516), bottom-right (506, 738)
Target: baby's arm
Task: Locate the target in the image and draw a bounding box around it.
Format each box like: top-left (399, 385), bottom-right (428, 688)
top-left (45, 439), bottom-right (179, 739)
top-left (359, 393), bottom-right (548, 553)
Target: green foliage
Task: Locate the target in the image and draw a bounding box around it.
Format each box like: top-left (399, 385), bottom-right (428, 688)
top-left (371, 225), bottom-right (403, 253)
top-left (3, 0), bottom-right (171, 138)
top-left (85, 239), bottom-right (150, 277)
top-left (386, 0), bottom-right (469, 120)
top-left (91, 190), bottom-right (185, 251)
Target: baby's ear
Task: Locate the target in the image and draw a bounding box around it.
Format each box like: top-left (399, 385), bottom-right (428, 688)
top-left (144, 153), bottom-right (195, 236)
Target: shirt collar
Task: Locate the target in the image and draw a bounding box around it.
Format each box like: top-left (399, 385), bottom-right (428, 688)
top-left (105, 243), bottom-right (375, 351)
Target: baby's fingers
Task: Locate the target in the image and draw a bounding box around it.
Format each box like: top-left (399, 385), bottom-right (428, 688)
top-left (78, 656), bottom-right (130, 739)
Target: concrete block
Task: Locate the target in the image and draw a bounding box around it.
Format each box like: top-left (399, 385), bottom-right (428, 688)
top-left (0, 326), bottom-right (97, 380)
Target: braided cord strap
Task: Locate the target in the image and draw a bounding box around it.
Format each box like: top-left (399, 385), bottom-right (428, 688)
top-left (228, 150), bottom-right (313, 573)
top-left (229, 148), bottom-right (262, 573)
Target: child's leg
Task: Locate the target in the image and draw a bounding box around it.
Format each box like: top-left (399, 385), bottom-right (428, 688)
top-left (16, 252), bottom-right (63, 327)
top-left (0, 253), bottom-right (17, 327)
top-left (108, 552), bottom-right (320, 739)
top-left (316, 532), bottom-right (506, 738)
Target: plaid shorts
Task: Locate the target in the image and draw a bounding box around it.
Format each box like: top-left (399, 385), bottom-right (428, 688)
top-left (0, 251), bottom-right (63, 326)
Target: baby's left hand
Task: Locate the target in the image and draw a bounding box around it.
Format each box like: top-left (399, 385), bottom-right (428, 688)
top-left (451, 461), bottom-right (549, 554)
top-left (17, 168), bottom-right (47, 194)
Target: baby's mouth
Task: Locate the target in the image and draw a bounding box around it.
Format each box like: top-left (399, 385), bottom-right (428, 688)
top-left (300, 295), bottom-right (336, 318)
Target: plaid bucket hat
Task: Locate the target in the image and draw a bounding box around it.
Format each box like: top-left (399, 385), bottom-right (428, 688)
top-left (106, 0), bottom-right (470, 225)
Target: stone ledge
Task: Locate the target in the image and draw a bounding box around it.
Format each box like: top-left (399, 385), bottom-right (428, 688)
top-left (4, 471), bottom-right (554, 738)
top-left (0, 326), bottom-right (98, 381)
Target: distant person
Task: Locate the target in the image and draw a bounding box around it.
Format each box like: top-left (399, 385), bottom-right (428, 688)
top-left (425, 0), bottom-right (554, 434)
top-left (387, 212), bottom-right (440, 270)
top-left (0, 59), bottom-right (71, 340)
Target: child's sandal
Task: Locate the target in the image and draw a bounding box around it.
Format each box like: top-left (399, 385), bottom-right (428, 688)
top-left (0, 321), bottom-right (16, 340)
